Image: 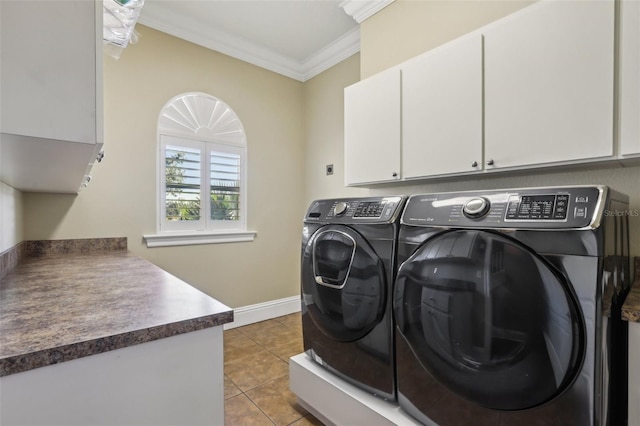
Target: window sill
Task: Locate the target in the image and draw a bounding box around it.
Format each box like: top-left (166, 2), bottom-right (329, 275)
top-left (143, 230), bottom-right (257, 248)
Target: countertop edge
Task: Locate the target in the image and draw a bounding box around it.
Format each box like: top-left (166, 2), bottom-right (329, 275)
top-left (0, 311), bottom-right (233, 377)
top-left (0, 239), bottom-right (235, 377)
top-left (622, 258), bottom-right (640, 323)
top-left (622, 279), bottom-right (640, 323)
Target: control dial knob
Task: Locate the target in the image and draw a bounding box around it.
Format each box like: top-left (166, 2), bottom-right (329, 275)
top-left (463, 197), bottom-right (490, 218)
top-left (334, 202), bottom-right (349, 216)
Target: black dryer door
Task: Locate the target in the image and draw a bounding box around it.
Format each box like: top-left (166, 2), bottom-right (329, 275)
top-left (302, 225), bottom-right (386, 342)
top-left (394, 230), bottom-right (585, 411)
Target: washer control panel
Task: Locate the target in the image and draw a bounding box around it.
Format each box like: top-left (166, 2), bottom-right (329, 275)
top-left (305, 196), bottom-right (406, 223)
top-left (402, 187), bottom-right (604, 229)
top-left (353, 201), bottom-right (386, 218)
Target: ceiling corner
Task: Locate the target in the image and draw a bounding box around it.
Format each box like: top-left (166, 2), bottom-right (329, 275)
top-left (339, 0), bottom-right (395, 24)
top-left (136, 1), bottom-right (361, 82)
top-left (300, 27), bottom-right (360, 81)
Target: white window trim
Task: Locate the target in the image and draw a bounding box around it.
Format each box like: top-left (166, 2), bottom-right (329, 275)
top-left (144, 92), bottom-right (256, 248)
top-left (143, 230), bottom-right (256, 248)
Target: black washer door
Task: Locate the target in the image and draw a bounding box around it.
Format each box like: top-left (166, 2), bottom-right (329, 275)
top-left (302, 225), bottom-right (386, 342)
top-left (394, 230), bottom-right (585, 411)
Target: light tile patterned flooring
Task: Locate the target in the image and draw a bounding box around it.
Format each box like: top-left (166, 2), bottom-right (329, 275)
top-left (224, 312), bottom-right (323, 425)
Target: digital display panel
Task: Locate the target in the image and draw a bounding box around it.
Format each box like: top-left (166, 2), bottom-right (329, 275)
top-left (506, 194), bottom-right (569, 220)
top-left (354, 201), bottom-right (384, 218)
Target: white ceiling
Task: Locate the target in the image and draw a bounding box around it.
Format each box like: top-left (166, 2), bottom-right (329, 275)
top-left (137, 0), bottom-right (392, 82)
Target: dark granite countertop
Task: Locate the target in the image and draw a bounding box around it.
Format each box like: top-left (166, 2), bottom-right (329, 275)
top-left (0, 242), bottom-right (233, 376)
top-left (622, 257), bottom-right (640, 323)
top-left (623, 282), bottom-right (640, 323)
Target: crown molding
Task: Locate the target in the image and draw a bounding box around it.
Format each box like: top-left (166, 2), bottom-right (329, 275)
top-left (339, 0), bottom-right (395, 24)
top-left (137, 14), bottom-right (304, 80)
top-left (301, 28), bottom-right (360, 81)
top-left (138, 12), bottom-right (359, 82)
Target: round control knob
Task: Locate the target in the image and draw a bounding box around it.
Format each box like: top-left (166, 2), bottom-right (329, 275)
top-left (334, 202), bottom-right (349, 216)
top-left (463, 197), bottom-right (490, 218)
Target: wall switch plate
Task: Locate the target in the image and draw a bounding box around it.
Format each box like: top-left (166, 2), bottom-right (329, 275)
top-left (326, 164), bottom-right (334, 175)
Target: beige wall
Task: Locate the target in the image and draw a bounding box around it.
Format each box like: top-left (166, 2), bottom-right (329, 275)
top-left (368, 166), bottom-right (640, 258)
top-left (16, 0), bottom-right (640, 307)
top-left (302, 53), bottom-right (367, 203)
top-left (360, 0), bottom-right (534, 78)
top-left (0, 182), bottom-right (22, 253)
top-left (23, 25), bottom-right (305, 308)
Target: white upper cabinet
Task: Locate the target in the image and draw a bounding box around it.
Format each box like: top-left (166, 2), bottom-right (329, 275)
top-left (619, 0), bottom-right (640, 157)
top-left (402, 33), bottom-right (483, 179)
top-left (483, 0), bottom-right (615, 169)
top-left (0, 0), bottom-right (103, 193)
top-left (344, 68), bottom-right (401, 185)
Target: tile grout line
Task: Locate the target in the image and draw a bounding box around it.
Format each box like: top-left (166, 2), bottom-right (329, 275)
top-left (244, 390), bottom-right (278, 426)
top-left (224, 313), bottom-right (307, 425)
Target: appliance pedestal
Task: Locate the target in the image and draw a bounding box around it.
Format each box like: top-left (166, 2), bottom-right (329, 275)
top-left (289, 353), bottom-right (420, 426)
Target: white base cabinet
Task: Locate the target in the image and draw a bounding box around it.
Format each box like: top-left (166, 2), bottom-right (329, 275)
top-left (344, 68), bottom-right (401, 185)
top-left (483, 0), bottom-right (615, 170)
top-left (629, 322), bottom-right (640, 426)
top-left (0, 327), bottom-right (224, 426)
top-left (0, 0), bottom-right (103, 193)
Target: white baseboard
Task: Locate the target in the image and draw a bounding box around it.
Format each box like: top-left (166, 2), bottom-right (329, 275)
top-left (224, 295), bottom-right (301, 329)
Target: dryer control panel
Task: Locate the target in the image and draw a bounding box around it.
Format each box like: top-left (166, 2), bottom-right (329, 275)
top-left (305, 196), bottom-right (405, 224)
top-left (402, 186), bottom-right (606, 229)
top-left (505, 194), bottom-right (570, 221)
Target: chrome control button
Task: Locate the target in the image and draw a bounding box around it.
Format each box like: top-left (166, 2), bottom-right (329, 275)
top-left (463, 197), bottom-right (490, 218)
top-left (334, 202), bottom-right (348, 216)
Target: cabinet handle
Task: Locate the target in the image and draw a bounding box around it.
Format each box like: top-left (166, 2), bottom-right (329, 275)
top-left (486, 159), bottom-right (495, 166)
top-left (392, 172), bottom-right (398, 178)
top-left (471, 161), bottom-right (478, 168)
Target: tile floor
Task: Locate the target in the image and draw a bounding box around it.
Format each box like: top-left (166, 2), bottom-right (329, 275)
top-left (224, 312), bottom-right (323, 425)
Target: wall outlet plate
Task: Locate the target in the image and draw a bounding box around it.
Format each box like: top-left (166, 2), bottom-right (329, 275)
top-left (326, 164), bottom-right (334, 175)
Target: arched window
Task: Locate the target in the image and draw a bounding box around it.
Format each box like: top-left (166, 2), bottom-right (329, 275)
top-left (145, 93), bottom-right (255, 247)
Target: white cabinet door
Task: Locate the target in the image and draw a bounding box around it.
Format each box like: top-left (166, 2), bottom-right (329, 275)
top-left (484, 0), bottom-right (615, 169)
top-left (0, 0), bottom-right (103, 193)
top-left (620, 0), bottom-right (640, 156)
top-left (402, 34), bottom-right (483, 179)
top-left (1, 0), bottom-right (100, 144)
top-left (344, 68), bottom-right (401, 185)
